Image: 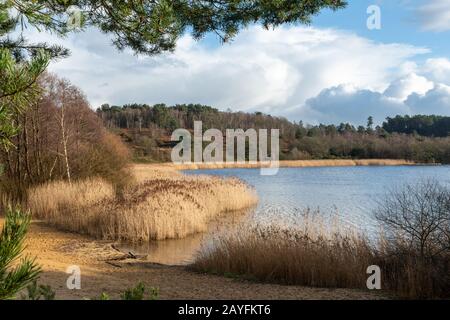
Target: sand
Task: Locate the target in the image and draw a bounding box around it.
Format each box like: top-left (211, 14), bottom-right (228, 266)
top-left (1, 218), bottom-right (388, 300)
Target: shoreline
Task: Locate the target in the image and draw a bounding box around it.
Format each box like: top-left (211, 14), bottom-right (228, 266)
top-left (4, 218), bottom-right (387, 300)
top-left (9, 160), bottom-right (433, 299)
top-left (135, 159), bottom-right (421, 171)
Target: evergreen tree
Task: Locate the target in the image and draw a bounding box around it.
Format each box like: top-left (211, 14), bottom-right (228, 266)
top-left (0, 207), bottom-right (41, 300)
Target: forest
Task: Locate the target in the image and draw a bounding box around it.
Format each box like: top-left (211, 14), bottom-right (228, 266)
top-left (97, 103), bottom-right (450, 164)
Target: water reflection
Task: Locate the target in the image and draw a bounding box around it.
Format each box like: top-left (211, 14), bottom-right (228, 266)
top-left (118, 209), bottom-right (251, 265)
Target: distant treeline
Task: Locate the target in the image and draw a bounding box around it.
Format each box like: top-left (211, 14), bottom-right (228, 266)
top-left (97, 103), bottom-right (450, 164)
top-left (383, 115), bottom-right (450, 137)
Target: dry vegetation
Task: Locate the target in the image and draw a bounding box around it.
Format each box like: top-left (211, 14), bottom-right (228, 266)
top-left (167, 159), bottom-right (415, 170)
top-left (0, 73), bottom-right (131, 202)
top-left (192, 181), bottom-right (450, 299)
top-left (27, 166), bottom-right (257, 241)
top-left (192, 212), bottom-right (375, 289)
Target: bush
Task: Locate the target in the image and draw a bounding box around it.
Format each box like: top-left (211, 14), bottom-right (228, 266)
top-left (95, 283), bottom-right (159, 300)
top-left (21, 280), bottom-right (55, 300)
top-left (374, 180), bottom-right (450, 298)
top-left (121, 282), bottom-right (159, 300)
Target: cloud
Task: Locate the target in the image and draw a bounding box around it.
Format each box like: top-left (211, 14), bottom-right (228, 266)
top-left (416, 0), bottom-right (450, 32)
top-left (406, 84), bottom-right (450, 116)
top-left (302, 73), bottom-right (450, 125)
top-left (25, 24), bottom-right (450, 125)
top-left (421, 58), bottom-right (450, 85)
top-left (302, 84), bottom-right (408, 125)
top-left (383, 73), bottom-right (434, 101)
top-left (26, 25), bottom-right (429, 117)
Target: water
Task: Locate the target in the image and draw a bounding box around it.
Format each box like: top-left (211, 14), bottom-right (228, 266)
top-left (125, 165), bottom-right (450, 265)
top-left (187, 165), bottom-right (450, 231)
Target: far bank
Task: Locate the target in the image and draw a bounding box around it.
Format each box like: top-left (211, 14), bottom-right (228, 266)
top-left (135, 159), bottom-right (419, 171)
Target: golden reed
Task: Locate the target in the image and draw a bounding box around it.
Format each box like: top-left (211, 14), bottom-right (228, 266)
top-left (143, 159), bottom-right (416, 171)
top-left (27, 166), bottom-right (257, 242)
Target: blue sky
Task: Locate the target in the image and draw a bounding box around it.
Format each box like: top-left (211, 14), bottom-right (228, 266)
top-left (27, 0), bottom-right (450, 125)
top-left (312, 0), bottom-right (449, 58)
top-left (199, 1), bottom-right (450, 62)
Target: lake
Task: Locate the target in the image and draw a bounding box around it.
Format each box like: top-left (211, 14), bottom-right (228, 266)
top-left (124, 165), bottom-right (450, 265)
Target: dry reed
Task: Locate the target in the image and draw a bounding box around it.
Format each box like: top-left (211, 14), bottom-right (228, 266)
top-left (135, 159), bottom-right (416, 171)
top-left (191, 210), bottom-right (450, 299)
top-left (192, 212), bottom-right (375, 289)
top-left (27, 168), bottom-right (257, 241)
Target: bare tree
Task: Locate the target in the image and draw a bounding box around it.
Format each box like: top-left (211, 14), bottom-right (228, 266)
top-left (375, 180), bottom-right (450, 260)
top-left (0, 73), bottom-right (130, 197)
top-left (56, 90), bottom-right (72, 184)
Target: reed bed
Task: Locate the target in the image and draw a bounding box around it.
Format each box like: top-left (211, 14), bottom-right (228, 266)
top-left (191, 209), bottom-right (450, 299)
top-left (27, 168), bottom-right (257, 241)
top-left (192, 212), bottom-right (375, 289)
top-left (136, 159), bottom-right (415, 171)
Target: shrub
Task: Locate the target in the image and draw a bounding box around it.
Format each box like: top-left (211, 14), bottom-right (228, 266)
top-left (121, 282), bottom-right (159, 300)
top-left (374, 180), bottom-right (450, 298)
top-left (21, 280), bottom-right (56, 300)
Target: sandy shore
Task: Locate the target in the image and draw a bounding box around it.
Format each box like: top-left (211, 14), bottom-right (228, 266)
top-left (3, 218), bottom-right (387, 300)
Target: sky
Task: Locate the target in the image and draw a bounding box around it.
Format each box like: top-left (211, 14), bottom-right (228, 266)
top-left (25, 0), bottom-right (450, 125)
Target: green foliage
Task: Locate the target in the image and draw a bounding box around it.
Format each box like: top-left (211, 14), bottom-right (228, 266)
top-left (91, 283), bottom-right (159, 300)
top-left (2, 0), bottom-right (347, 56)
top-left (0, 207), bottom-right (41, 300)
top-left (120, 282), bottom-right (159, 300)
top-left (98, 292), bottom-right (110, 300)
top-left (0, 49), bottom-right (50, 150)
top-left (21, 280), bottom-right (56, 300)
top-left (383, 115), bottom-right (450, 137)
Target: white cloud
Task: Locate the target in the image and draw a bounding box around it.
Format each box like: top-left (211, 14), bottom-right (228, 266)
top-left (24, 24), bottom-right (450, 124)
top-left (421, 58), bottom-right (450, 85)
top-left (383, 73), bottom-right (434, 101)
top-left (406, 84), bottom-right (450, 115)
top-left (26, 25), bottom-right (429, 117)
top-left (302, 84), bottom-right (408, 125)
top-left (416, 0), bottom-right (450, 32)
top-left (302, 74), bottom-right (450, 125)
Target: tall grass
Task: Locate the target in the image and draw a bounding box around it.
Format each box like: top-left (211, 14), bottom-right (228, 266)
top-left (192, 212), bottom-right (375, 289)
top-left (27, 168), bottom-right (257, 241)
top-left (191, 208), bottom-right (450, 299)
top-left (152, 159), bottom-right (415, 171)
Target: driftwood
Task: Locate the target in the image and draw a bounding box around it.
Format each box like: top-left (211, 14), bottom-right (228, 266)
top-left (105, 261), bottom-right (122, 268)
top-left (105, 244), bottom-right (147, 267)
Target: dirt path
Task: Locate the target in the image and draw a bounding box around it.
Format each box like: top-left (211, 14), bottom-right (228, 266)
top-left (9, 219), bottom-right (387, 300)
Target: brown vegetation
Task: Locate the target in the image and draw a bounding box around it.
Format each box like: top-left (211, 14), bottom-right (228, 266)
top-left (192, 181), bottom-right (450, 299)
top-left (0, 217), bottom-right (382, 300)
top-left (97, 104), bottom-right (450, 164)
top-left (192, 212), bottom-right (375, 289)
top-left (0, 73), bottom-right (131, 203)
top-left (164, 159), bottom-right (415, 170)
top-left (27, 166), bottom-right (257, 241)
